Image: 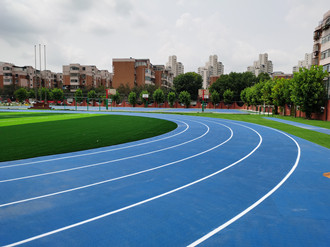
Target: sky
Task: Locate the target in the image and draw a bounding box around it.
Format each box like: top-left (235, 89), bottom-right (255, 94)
top-left (0, 0), bottom-right (328, 74)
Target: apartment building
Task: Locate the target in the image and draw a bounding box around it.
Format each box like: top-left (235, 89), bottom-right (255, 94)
top-left (166, 55), bottom-right (184, 78)
top-left (153, 65), bottom-right (174, 88)
top-left (112, 58), bottom-right (156, 89)
top-left (293, 53), bottom-right (313, 73)
top-left (0, 62), bottom-right (63, 90)
top-left (198, 55), bottom-right (224, 89)
top-left (63, 64), bottom-right (111, 92)
top-left (247, 53), bottom-right (273, 76)
top-left (313, 10), bottom-right (330, 97)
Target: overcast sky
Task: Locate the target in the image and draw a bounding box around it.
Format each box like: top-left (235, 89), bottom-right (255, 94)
top-left (0, 0), bottom-right (328, 74)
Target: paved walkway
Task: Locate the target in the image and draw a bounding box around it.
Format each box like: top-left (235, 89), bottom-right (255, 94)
top-left (264, 117), bottom-right (330, 135)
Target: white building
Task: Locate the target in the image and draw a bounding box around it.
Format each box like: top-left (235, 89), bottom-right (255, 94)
top-left (293, 53), bottom-right (313, 73)
top-left (198, 55), bottom-right (224, 89)
top-left (247, 53), bottom-right (273, 76)
top-left (166, 55), bottom-right (184, 77)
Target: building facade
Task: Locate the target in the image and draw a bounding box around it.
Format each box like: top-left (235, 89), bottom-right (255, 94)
top-left (313, 10), bottom-right (330, 98)
top-left (0, 62), bottom-right (63, 90)
top-left (112, 58), bottom-right (156, 89)
top-left (247, 53), bottom-right (273, 76)
top-left (153, 65), bottom-right (174, 89)
top-left (166, 55), bottom-right (184, 78)
top-left (63, 64), bottom-right (111, 92)
top-left (198, 55), bottom-right (224, 89)
top-left (293, 53), bottom-right (313, 73)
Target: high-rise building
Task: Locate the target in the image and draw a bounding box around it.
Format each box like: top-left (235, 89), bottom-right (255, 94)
top-left (247, 53), bottom-right (273, 76)
top-left (293, 53), bottom-right (313, 73)
top-left (313, 10), bottom-right (330, 97)
top-left (198, 55), bottom-right (224, 89)
top-left (153, 65), bottom-right (174, 89)
top-left (166, 55), bottom-right (184, 77)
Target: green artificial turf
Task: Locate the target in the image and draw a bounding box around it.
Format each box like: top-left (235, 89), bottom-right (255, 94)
top-left (0, 112), bottom-right (177, 162)
top-left (170, 112), bottom-right (330, 149)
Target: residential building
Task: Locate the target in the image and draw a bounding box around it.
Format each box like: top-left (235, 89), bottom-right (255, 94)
top-left (0, 62), bottom-right (63, 90)
top-left (198, 55), bottom-right (224, 89)
top-left (247, 53), bottom-right (273, 76)
top-left (313, 10), bottom-right (330, 97)
top-left (112, 58), bottom-right (155, 89)
top-left (153, 65), bottom-right (174, 88)
top-left (63, 64), bottom-right (110, 92)
top-left (271, 71), bottom-right (293, 80)
top-left (293, 53), bottom-right (313, 73)
top-left (166, 55), bottom-right (184, 78)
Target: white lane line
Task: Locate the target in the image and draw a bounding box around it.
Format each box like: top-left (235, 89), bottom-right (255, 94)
top-left (0, 122), bottom-right (233, 208)
top-left (0, 120), bottom-right (208, 183)
top-left (3, 121), bottom-right (262, 247)
top-left (0, 119), bottom-right (189, 169)
top-left (187, 124), bottom-right (301, 247)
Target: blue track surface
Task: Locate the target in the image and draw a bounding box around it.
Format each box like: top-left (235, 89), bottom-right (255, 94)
top-left (264, 117), bottom-right (330, 135)
top-left (0, 111), bottom-right (329, 246)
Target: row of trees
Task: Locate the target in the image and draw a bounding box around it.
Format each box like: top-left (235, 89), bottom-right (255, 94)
top-left (240, 65), bottom-right (328, 119)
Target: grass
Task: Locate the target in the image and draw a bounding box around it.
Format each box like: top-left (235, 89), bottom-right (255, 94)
top-left (167, 112), bottom-right (330, 149)
top-left (0, 112), bottom-right (177, 162)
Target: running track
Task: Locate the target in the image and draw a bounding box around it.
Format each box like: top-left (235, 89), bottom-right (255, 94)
top-left (0, 111), bottom-right (329, 246)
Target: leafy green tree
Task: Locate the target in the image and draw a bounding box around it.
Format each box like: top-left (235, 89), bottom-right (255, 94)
top-left (167, 92), bottom-right (176, 107)
top-left (38, 87), bottom-right (52, 101)
top-left (52, 88), bottom-right (64, 103)
top-left (27, 89), bottom-right (36, 99)
top-left (179, 91), bottom-right (191, 108)
top-left (290, 65), bottom-right (328, 119)
top-left (111, 92), bottom-right (121, 105)
top-left (261, 80), bottom-right (275, 105)
top-left (257, 72), bottom-right (271, 83)
top-left (153, 88), bottom-right (165, 106)
top-left (117, 83), bottom-right (131, 97)
top-left (87, 90), bottom-right (97, 101)
top-left (173, 72), bottom-right (202, 100)
top-left (74, 88), bottom-right (83, 103)
top-left (128, 91), bottom-right (137, 107)
top-left (210, 90), bottom-right (220, 108)
top-left (271, 78), bottom-right (292, 115)
top-left (223, 89), bottom-right (234, 106)
top-left (240, 88), bottom-right (248, 108)
top-left (140, 90), bottom-right (149, 106)
top-left (210, 72), bottom-right (256, 101)
top-left (14, 88), bottom-right (28, 102)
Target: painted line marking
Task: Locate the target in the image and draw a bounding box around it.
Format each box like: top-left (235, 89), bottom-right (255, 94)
top-left (0, 120), bottom-right (209, 183)
top-left (3, 120), bottom-right (262, 247)
top-left (187, 124), bottom-right (301, 247)
top-left (0, 121), bottom-right (232, 208)
top-left (0, 119), bottom-right (189, 169)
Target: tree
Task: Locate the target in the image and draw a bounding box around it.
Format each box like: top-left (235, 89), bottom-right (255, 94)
top-left (27, 89), bottom-right (35, 99)
top-left (257, 72), bottom-right (271, 83)
top-left (14, 88), bottom-right (28, 102)
top-left (111, 92), bottom-right (121, 105)
top-left (223, 89), bottom-right (234, 107)
top-left (52, 88), bottom-right (64, 103)
top-left (261, 79), bottom-right (275, 105)
top-left (140, 90), bottom-right (149, 106)
top-left (74, 88), bottom-right (83, 103)
top-left (290, 65), bottom-right (328, 119)
top-left (271, 78), bottom-right (292, 115)
top-left (38, 87), bottom-right (52, 101)
top-left (179, 91), bottom-right (191, 108)
top-left (240, 88), bottom-right (248, 108)
top-left (153, 88), bottom-right (165, 107)
top-left (173, 72), bottom-right (202, 100)
top-left (117, 83), bottom-right (131, 97)
top-left (210, 72), bottom-right (256, 101)
top-left (167, 92), bottom-right (176, 108)
top-left (128, 91), bottom-right (137, 107)
top-left (210, 91), bottom-right (220, 108)
top-left (87, 90), bottom-right (97, 104)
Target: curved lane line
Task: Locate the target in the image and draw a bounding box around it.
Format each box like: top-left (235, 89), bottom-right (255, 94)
top-left (0, 121), bottom-right (232, 208)
top-left (0, 119), bottom-right (189, 169)
top-left (0, 120), bottom-right (208, 183)
top-left (187, 124), bottom-right (301, 247)
top-left (3, 120), bottom-right (262, 247)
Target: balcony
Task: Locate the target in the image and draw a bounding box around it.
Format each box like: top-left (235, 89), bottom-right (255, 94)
top-left (313, 44), bottom-right (320, 52)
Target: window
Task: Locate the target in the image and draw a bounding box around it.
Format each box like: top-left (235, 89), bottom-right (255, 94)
top-left (70, 67), bottom-right (79, 70)
top-left (321, 49), bottom-right (330, 60)
top-left (3, 67), bottom-right (11, 71)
